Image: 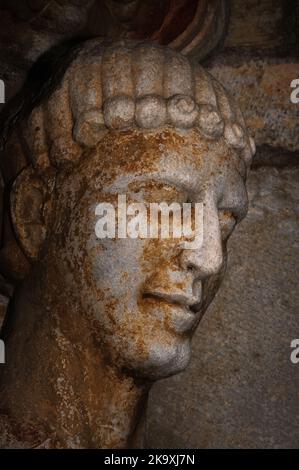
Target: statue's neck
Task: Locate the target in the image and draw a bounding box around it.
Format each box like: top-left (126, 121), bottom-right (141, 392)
top-left (0, 271), bottom-right (150, 448)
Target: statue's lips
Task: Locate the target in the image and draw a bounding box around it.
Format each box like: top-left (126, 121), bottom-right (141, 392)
top-left (142, 290), bottom-right (201, 323)
top-left (142, 290), bottom-right (201, 312)
top-left (142, 289), bottom-right (202, 332)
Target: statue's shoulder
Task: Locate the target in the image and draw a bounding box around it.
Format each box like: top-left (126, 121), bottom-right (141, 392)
top-left (0, 413), bottom-right (58, 449)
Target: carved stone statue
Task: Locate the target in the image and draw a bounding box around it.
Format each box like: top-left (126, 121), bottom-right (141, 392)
top-left (0, 39), bottom-right (255, 448)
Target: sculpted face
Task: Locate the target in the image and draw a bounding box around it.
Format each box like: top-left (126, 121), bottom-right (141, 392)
top-left (43, 127), bottom-right (248, 379)
top-left (0, 40), bottom-right (255, 449)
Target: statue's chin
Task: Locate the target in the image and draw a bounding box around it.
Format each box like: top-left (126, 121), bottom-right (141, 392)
top-left (131, 339), bottom-right (192, 381)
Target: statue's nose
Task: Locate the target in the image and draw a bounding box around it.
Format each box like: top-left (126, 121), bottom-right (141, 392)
top-left (179, 198), bottom-right (223, 279)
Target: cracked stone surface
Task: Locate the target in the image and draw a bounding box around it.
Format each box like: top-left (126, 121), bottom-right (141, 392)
top-left (147, 166), bottom-right (299, 448)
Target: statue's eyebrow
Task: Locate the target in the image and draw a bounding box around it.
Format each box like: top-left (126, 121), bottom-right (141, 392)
top-left (128, 175), bottom-right (190, 194)
top-left (131, 177), bottom-right (186, 191)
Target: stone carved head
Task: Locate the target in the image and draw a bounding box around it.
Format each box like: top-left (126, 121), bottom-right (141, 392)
top-left (0, 40), bottom-right (255, 382)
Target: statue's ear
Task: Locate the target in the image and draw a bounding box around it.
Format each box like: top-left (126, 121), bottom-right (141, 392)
top-left (10, 167), bottom-right (55, 261)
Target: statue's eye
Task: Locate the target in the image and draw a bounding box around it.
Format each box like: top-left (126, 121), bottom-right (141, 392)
top-left (218, 210), bottom-right (236, 239)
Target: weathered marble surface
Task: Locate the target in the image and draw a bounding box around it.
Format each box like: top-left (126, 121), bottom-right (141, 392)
top-left (147, 165), bottom-right (299, 448)
top-left (1, 162), bottom-right (297, 448)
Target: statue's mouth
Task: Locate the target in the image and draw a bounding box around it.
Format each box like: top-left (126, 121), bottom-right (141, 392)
top-left (142, 288), bottom-right (202, 315)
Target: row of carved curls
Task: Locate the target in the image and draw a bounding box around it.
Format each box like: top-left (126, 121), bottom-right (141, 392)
top-left (22, 41), bottom-right (256, 174)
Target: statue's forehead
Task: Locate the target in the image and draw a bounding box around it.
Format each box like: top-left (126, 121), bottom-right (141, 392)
top-left (82, 128), bottom-right (235, 178)
top-left (71, 128), bottom-right (242, 199)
